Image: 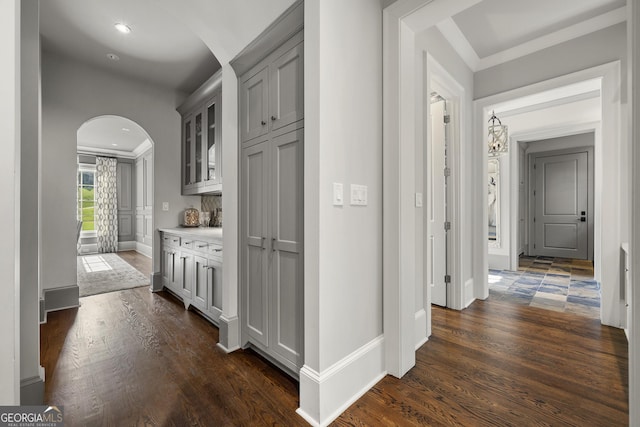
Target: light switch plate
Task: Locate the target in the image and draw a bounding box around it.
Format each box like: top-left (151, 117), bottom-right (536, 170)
top-left (415, 193), bottom-right (423, 208)
top-left (333, 183), bottom-right (343, 206)
top-left (162, 202), bottom-right (169, 211)
top-left (350, 184), bottom-right (368, 206)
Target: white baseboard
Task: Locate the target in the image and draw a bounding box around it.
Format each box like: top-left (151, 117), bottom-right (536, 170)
top-left (297, 335), bottom-right (386, 426)
top-left (79, 243), bottom-right (97, 254)
top-left (135, 242), bottom-right (152, 258)
top-left (414, 308), bottom-right (429, 349)
top-left (118, 241), bottom-right (136, 251)
top-left (464, 278), bottom-right (475, 308)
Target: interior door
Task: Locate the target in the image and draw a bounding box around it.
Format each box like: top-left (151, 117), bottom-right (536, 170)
top-left (429, 99), bottom-right (447, 307)
top-left (533, 151), bottom-right (588, 259)
top-left (270, 128), bottom-right (304, 370)
top-left (242, 142), bottom-right (270, 347)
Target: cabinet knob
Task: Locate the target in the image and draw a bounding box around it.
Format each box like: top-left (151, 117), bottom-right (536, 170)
top-left (261, 120), bottom-right (266, 126)
top-left (271, 116), bottom-right (277, 121)
top-left (214, 248), bottom-right (222, 252)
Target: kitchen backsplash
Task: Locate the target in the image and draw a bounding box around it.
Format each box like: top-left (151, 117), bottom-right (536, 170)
top-left (201, 194), bottom-right (222, 214)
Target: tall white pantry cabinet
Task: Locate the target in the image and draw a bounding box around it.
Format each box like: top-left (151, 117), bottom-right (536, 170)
top-left (239, 31), bottom-right (304, 375)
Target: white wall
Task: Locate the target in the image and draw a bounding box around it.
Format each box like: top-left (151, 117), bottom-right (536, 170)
top-left (474, 23), bottom-right (627, 99)
top-left (415, 27), bottom-right (475, 312)
top-left (300, 0), bottom-right (383, 424)
top-left (41, 51), bottom-right (199, 295)
top-left (0, 0), bottom-right (21, 404)
top-left (20, 0), bottom-right (43, 402)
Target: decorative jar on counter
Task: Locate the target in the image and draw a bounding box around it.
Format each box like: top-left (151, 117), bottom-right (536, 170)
top-left (183, 207), bottom-right (199, 226)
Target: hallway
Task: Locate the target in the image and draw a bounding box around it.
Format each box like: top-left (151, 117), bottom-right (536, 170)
top-left (40, 285), bottom-right (627, 425)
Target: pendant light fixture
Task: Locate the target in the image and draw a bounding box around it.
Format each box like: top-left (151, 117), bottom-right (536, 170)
top-left (488, 110), bottom-right (508, 156)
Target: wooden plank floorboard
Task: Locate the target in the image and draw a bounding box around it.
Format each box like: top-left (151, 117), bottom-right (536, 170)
top-left (42, 287), bottom-right (627, 426)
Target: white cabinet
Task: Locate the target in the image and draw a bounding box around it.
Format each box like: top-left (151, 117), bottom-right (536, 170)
top-left (160, 231), bottom-right (223, 324)
top-left (179, 71), bottom-right (223, 195)
top-left (240, 31), bottom-right (304, 375)
top-left (240, 34), bottom-right (303, 147)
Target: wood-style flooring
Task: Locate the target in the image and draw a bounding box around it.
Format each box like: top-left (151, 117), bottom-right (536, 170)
top-left (41, 285), bottom-right (628, 426)
top-left (115, 250), bottom-right (152, 278)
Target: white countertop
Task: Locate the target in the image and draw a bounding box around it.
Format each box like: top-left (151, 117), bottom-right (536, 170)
top-left (159, 227), bottom-right (223, 242)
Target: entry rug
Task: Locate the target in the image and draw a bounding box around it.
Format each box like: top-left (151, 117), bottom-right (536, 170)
top-left (77, 253), bottom-right (149, 297)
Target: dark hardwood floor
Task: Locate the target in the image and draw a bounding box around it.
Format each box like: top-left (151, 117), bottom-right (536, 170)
top-left (41, 287), bottom-right (628, 426)
top-left (116, 250), bottom-right (152, 277)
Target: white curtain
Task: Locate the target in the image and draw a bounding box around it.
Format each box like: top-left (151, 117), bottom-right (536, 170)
top-left (95, 156), bottom-right (119, 253)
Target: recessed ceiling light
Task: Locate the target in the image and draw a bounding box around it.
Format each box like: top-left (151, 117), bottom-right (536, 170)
top-left (107, 53), bottom-right (120, 61)
top-left (114, 23), bottom-right (131, 34)
top-left (121, 127), bottom-right (130, 132)
top-left (112, 143), bottom-right (119, 147)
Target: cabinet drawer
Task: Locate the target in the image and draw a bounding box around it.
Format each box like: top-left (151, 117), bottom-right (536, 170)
top-left (205, 242), bottom-right (223, 256)
top-left (162, 234), bottom-right (181, 247)
top-left (180, 239), bottom-right (196, 249)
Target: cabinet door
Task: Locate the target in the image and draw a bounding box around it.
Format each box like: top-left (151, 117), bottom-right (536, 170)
top-left (179, 251), bottom-right (193, 300)
top-left (204, 96), bottom-right (219, 185)
top-left (207, 258), bottom-right (223, 319)
top-left (240, 66), bottom-right (269, 143)
top-left (270, 128), bottom-right (304, 368)
top-left (194, 109), bottom-right (204, 185)
top-left (182, 115), bottom-right (195, 191)
top-left (135, 157), bottom-right (144, 209)
top-left (269, 42), bottom-right (304, 133)
top-left (161, 246), bottom-right (176, 291)
top-left (242, 142), bottom-right (270, 347)
top-left (193, 255), bottom-right (208, 311)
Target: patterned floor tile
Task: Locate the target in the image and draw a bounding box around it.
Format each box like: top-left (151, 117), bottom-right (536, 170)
top-left (488, 256), bottom-right (599, 320)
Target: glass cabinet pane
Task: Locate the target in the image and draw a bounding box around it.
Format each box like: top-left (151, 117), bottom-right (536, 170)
top-left (195, 112), bottom-right (203, 183)
top-left (208, 103), bottom-right (216, 181)
top-left (184, 119), bottom-right (192, 186)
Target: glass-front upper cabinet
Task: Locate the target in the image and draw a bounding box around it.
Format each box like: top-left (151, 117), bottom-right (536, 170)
top-left (179, 71), bottom-right (223, 195)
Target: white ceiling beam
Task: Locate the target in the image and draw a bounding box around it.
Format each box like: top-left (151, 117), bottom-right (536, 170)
top-left (436, 17), bottom-right (479, 71)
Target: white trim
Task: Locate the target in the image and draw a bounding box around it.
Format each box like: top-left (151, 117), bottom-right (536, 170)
top-left (627, 2), bottom-right (640, 425)
top-left (474, 61), bottom-right (622, 327)
top-left (297, 336), bottom-right (386, 427)
top-left (436, 18), bottom-right (479, 71)
top-left (135, 242), bottom-right (152, 258)
top-left (464, 278), bottom-right (474, 308)
top-left (117, 241), bottom-right (136, 252)
top-left (132, 139), bottom-right (153, 158)
top-left (77, 145), bottom-right (138, 159)
top-left (477, 7), bottom-right (627, 71)
top-left (414, 309), bottom-right (428, 349)
top-left (217, 314), bottom-right (241, 353)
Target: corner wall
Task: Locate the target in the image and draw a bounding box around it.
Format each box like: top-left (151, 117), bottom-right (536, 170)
top-left (299, 0), bottom-right (384, 424)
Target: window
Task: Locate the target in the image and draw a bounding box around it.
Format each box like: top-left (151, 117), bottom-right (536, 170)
top-left (77, 164), bottom-right (96, 232)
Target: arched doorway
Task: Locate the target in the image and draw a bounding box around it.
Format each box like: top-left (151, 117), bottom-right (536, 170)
top-left (76, 115), bottom-right (155, 297)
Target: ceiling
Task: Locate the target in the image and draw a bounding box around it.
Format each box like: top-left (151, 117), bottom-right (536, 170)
top-left (39, 0), bottom-right (221, 95)
top-left (40, 0), bottom-right (296, 156)
top-left (77, 116), bottom-right (151, 158)
top-left (439, 0), bottom-right (626, 71)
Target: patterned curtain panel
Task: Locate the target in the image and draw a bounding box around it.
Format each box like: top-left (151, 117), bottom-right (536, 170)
top-left (95, 156), bottom-right (119, 253)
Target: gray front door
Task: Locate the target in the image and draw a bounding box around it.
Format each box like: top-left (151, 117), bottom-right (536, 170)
top-left (532, 151), bottom-right (589, 259)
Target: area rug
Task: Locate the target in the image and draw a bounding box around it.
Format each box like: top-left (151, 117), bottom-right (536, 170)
top-left (77, 253), bottom-right (149, 297)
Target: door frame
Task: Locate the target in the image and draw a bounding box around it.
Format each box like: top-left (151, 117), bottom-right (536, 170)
top-left (475, 62), bottom-right (622, 328)
top-left (527, 145), bottom-right (595, 260)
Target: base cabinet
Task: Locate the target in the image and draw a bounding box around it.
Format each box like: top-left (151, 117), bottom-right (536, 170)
top-left (160, 231), bottom-right (223, 324)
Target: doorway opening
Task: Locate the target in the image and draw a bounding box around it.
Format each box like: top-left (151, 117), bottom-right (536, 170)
top-left (76, 115), bottom-right (154, 297)
top-left (428, 91), bottom-right (450, 308)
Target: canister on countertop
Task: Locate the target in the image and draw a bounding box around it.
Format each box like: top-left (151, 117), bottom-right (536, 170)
top-left (184, 207), bottom-right (199, 226)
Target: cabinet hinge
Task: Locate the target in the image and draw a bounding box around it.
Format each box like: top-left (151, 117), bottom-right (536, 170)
top-left (444, 167), bottom-right (451, 177)
top-left (534, 163), bottom-right (537, 169)
top-left (533, 190), bottom-right (536, 196)
top-left (533, 217), bottom-right (536, 223)
top-left (444, 275), bottom-right (451, 284)
top-left (443, 115), bottom-right (450, 124)
top-left (444, 221), bottom-right (451, 231)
